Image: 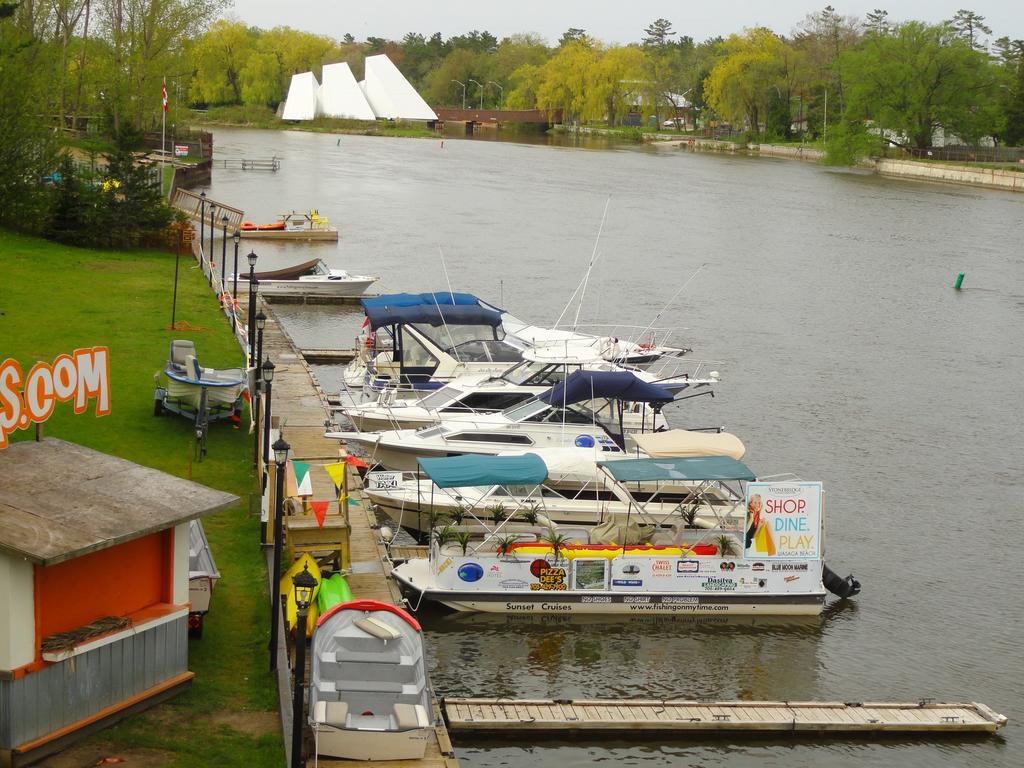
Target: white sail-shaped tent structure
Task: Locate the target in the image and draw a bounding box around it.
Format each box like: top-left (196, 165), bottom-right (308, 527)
top-left (360, 54), bottom-right (437, 121)
top-left (319, 62), bottom-right (376, 121)
top-left (281, 54), bottom-right (437, 122)
top-left (281, 72), bottom-right (320, 120)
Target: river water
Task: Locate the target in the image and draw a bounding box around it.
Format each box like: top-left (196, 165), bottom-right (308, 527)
top-left (202, 128), bottom-right (1023, 767)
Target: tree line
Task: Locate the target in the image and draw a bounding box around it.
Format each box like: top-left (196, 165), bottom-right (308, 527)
top-left (3, 2), bottom-right (1024, 239)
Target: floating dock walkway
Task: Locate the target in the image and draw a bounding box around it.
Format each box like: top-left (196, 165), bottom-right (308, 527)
top-left (442, 698), bottom-right (1007, 735)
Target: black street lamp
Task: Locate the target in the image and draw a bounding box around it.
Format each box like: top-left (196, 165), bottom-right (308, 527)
top-left (246, 250), bottom-right (258, 368)
top-left (262, 359), bottom-right (276, 493)
top-left (232, 230), bottom-right (241, 332)
top-left (199, 191), bottom-right (206, 247)
top-left (255, 312), bottom-right (268, 481)
top-left (220, 213), bottom-right (229, 292)
top-left (208, 203), bottom-right (217, 280)
top-left (291, 564), bottom-right (317, 768)
top-left (269, 435), bottom-right (290, 672)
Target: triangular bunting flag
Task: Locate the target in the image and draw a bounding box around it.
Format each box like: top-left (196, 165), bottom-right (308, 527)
top-left (324, 462), bottom-right (347, 494)
top-left (292, 460), bottom-right (313, 497)
top-left (310, 500), bottom-right (329, 528)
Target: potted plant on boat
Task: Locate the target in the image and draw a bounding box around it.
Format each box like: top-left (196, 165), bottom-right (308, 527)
top-left (716, 534), bottom-right (736, 557)
top-left (428, 508), bottom-right (448, 533)
top-left (492, 533), bottom-right (521, 559)
top-left (487, 502), bottom-right (507, 525)
top-left (681, 506), bottom-right (699, 529)
top-left (517, 501), bottom-right (541, 526)
top-left (450, 504), bottom-right (469, 526)
top-left (432, 524), bottom-right (455, 551)
top-left (454, 530), bottom-right (473, 555)
top-left (541, 527), bottom-right (571, 564)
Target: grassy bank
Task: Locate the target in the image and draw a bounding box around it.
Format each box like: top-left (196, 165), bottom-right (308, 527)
top-left (190, 104), bottom-right (436, 138)
top-left (0, 230), bottom-right (280, 767)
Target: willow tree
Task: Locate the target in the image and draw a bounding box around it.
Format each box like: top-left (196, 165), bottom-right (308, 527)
top-left (703, 27), bottom-right (789, 135)
top-left (534, 39), bottom-right (599, 123)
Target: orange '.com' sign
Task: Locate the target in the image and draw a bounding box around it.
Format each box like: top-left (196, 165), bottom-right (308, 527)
top-left (0, 346), bottom-right (111, 448)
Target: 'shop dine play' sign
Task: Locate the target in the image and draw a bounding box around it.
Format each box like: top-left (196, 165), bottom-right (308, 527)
top-left (0, 347), bottom-right (111, 448)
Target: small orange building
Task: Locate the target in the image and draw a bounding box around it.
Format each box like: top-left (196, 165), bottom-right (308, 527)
top-left (0, 438), bottom-right (237, 767)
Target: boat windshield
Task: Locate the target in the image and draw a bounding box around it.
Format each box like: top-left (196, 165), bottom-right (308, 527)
top-left (500, 399), bottom-right (548, 422)
top-left (502, 361), bottom-right (571, 387)
top-left (311, 261), bottom-right (330, 276)
top-left (412, 323), bottom-right (498, 349)
top-left (417, 386), bottom-right (461, 409)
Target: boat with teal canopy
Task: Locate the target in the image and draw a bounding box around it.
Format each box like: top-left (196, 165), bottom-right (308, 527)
top-left (417, 453), bottom-right (548, 488)
top-left (597, 456), bottom-right (757, 483)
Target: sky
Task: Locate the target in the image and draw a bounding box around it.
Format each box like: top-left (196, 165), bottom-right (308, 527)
top-left (228, 1), bottom-right (1024, 44)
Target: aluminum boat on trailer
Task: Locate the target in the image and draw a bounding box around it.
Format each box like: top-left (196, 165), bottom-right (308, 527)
top-left (390, 453), bottom-right (860, 616)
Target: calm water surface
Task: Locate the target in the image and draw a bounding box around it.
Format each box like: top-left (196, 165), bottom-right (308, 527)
top-left (203, 128), bottom-right (1023, 767)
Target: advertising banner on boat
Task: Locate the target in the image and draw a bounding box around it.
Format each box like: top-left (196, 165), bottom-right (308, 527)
top-left (0, 347), bottom-right (111, 449)
top-left (744, 482), bottom-right (822, 560)
top-left (366, 471), bottom-right (403, 491)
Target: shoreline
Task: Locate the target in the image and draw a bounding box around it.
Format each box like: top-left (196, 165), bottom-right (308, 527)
top-left (189, 119), bottom-right (1024, 195)
top-left (565, 126), bottom-right (1024, 194)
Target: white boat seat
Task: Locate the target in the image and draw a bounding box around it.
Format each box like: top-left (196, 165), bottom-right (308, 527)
top-left (313, 700), bottom-right (348, 727)
top-left (170, 339), bottom-right (196, 369)
top-left (355, 617), bottom-right (402, 641)
top-left (393, 703), bottom-right (429, 730)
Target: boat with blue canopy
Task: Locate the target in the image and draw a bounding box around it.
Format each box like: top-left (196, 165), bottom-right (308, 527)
top-left (390, 452), bottom-right (860, 615)
top-left (329, 370), bottom-right (677, 471)
top-left (342, 291), bottom-right (691, 392)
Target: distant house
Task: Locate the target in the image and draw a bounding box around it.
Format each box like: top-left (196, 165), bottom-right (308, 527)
top-left (0, 438), bottom-right (236, 766)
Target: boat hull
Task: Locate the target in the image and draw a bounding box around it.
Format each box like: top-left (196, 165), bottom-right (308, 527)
top-left (313, 724), bottom-right (430, 761)
top-left (343, 411), bottom-right (432, 432)
top-left (399, 583), bottom-right (824, 616)
top-left (239, 228), bottom-right (338, 240)
top-left (256, 277), bottom-right (376, 297)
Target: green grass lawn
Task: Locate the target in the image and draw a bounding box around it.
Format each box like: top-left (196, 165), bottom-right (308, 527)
top-left (0, 230), bottom-right (281, 766)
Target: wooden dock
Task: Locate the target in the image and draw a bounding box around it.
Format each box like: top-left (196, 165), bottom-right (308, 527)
top-left (442, 698), bottom-right (1007, 735)
top-left (214, 157), bottom-right (281, 171)
top-left (257, 301), bottom-right (458, 768)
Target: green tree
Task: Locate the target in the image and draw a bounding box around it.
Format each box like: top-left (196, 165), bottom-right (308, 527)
top-left (997, 40), bottom-right (1024, 145)
top-left (864, 9), bottom-right (889, 35)
top-left (190, 19), bottom-right (255, 104)
top-left (534, 40), bottom-right (599, 122)
top-left (642, 18), bottom-right (674, 48)
top-left (947, 9), bottom-right (991, 50)
top-left (558, 27), bottom-right (585, 47)
top-left (96, 127), bottom-right (172, 247)
top-left (704, 28), bottom-right (789, 136)
top-left (840, 21), bottom-right (1002, 149)
top-left (0, 0), bottom-right (59, 232)
top-left (46, 156), bottom-right (99, 243)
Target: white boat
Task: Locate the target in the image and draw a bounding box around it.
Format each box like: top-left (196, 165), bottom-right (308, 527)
top-left (236, 257), bottom-right (377, 298)
top-left (390, 453), bottom-right (861, 616)
top-left (365, 431), bottom-right (747, 537)
top-left (342, 292), bottom-right (691, 391)
top-left (337, 344), bottom-right (719, 432)
top-left (154, 340), bottom-right (246, 423)
top-left (309, 599), bottom-right (433, 760)
top-left (328, 370), bottom-right (675, 471)
top-left (187, 519), bottom-right (220, 637)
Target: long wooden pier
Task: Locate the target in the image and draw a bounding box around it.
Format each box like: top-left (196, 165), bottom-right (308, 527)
top-left (253, 298), bottom-right (459, 767)
top-left (442, 698), bottom-right (1007, 735)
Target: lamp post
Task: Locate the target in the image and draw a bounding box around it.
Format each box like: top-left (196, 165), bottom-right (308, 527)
top-left (269, 436), bottom-right (289, 672)
top-left (246, 250), bottom-right (258, 367)
top-left (291, 564), bottom-right (317, 768)
top-left (254, 311), bottom-right (268, 479)
top-left (451, 79), bottom-right (466, 110)
top-left (208, 203), bottom-right (217, 280)
top-left (199, 191), bottom-right (206, 249)
top-left (469, 79), bottom-right (484, 109)
top-left (220, 213), bottom-right (229, 291)
top-left (262, 359), bottom-right (275, 493)
top-left (231, 230), bottom-right (241, 333)
top-left (488, 81), bottom-right (504, 111)
top-left (171, 226), bottom-right (182, 330)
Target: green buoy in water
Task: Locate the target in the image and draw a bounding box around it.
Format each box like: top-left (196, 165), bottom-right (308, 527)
top-left (954, 272), bottom-right (965, 290)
